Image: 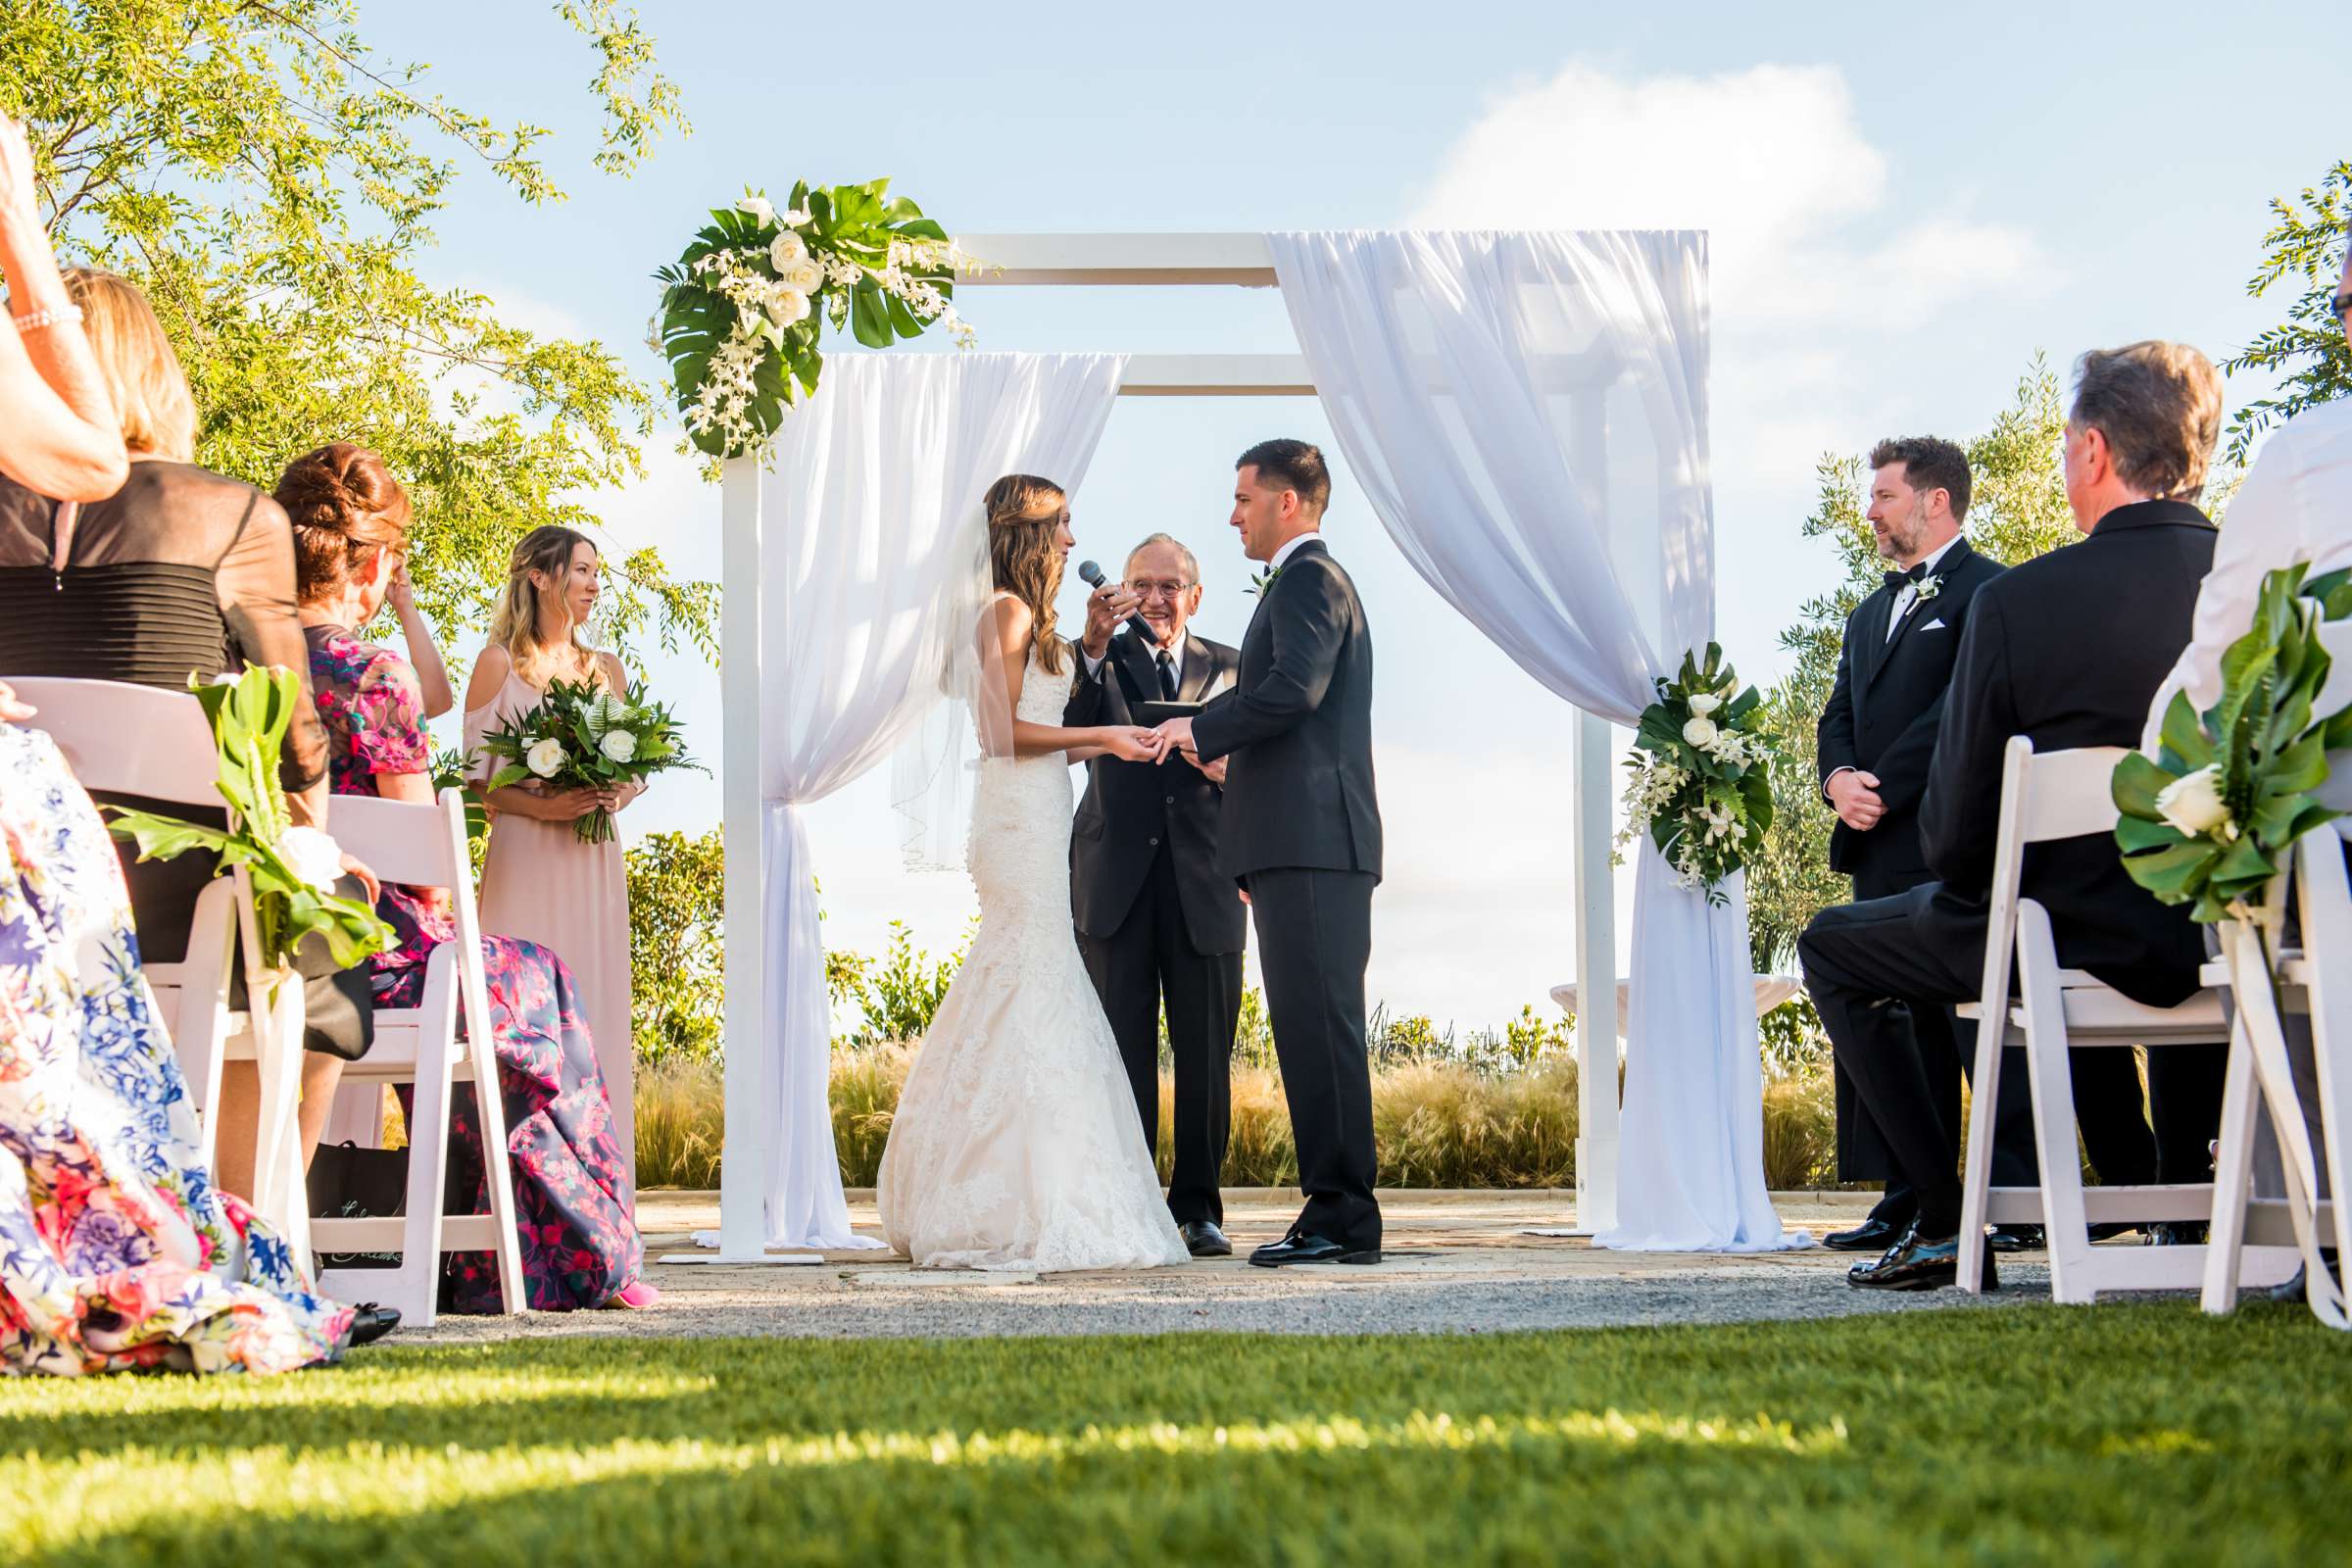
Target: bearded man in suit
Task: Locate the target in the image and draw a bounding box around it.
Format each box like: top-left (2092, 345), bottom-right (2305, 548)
top-left (1815, 436), bottom-right (2037, 1254)
top-left (1063, 532), bottom-right (1246, 1257)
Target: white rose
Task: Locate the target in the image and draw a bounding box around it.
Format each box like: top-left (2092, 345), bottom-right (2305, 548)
top-left (1682, 715), bottom-right (1719, 749)
top-left (2154, 763), bottom-right (2230, 837)
top-left (1687, 694), bottom-right (1721, 716)
top-left (781, 258), bottom-right (823, 293)
top-left (599, 729), bottom-right (638, 763)
top-left (274, 825), bottom-right (345, 894)
top-left (765, 285), bottom-right (810, 326)
top-left (769, 230), bottom-right (809, 270)
top-left (736, 195), bottom-right (776, 226)
top-left (525, 737), bottom-right (567, 779)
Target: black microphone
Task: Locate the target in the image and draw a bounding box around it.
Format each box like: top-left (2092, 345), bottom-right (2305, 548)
top-left (1076, 559), bottom-right (1160, 648)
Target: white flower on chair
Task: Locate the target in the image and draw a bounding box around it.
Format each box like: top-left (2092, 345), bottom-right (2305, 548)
top-left (2154, 763), bottom-right (2231, 838)
top-left (274, 826), bottom-right (345, 894)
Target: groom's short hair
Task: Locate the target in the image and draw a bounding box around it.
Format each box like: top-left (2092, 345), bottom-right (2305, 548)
top-left (1867, 435), bottom-right (1973, 521)
top-left (1238, 438), bottom-right (1332, 515)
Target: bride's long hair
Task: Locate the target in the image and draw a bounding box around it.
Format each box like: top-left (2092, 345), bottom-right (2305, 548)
top-left (984, 473), bottom-right (1068, 677)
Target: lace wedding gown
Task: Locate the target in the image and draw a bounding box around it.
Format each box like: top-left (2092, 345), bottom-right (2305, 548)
top-left (877, 642), bottom-right (1191, 1272)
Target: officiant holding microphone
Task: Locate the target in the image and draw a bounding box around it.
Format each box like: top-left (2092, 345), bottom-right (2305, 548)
top-left (1064, 533), bottom-right (1245, 1257)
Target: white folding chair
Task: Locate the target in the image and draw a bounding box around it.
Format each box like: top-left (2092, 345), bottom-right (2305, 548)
top-left (317, 789), bottom-right (527, 1326)
top-left (5, 677), bottom-right (305, 1221)
top-left (1956, 738), bottom-right (2251, 1303)
top-left (2202, 616), bottom-right (2352, 1325)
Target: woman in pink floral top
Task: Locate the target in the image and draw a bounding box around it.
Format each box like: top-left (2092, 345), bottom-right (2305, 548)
top-left (282, 444), bottom-right (653, 1312)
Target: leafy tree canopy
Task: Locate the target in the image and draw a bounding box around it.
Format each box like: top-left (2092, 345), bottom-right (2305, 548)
top-left (2223, 159), bottom-right (2352, 465)
top-left (0, 0), bottom-right (712, 662)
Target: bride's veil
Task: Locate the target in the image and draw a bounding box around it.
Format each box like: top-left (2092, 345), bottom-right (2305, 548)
top-left (890, 503), bottom-right (1015, 872)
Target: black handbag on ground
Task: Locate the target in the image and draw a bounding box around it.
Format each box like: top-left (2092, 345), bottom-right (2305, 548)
top-left (306, 1140), bottom-right (409, 1269)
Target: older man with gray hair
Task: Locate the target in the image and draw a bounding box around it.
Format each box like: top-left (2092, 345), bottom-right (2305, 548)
top-left (1063, 531), bottom-right (1246, 1255)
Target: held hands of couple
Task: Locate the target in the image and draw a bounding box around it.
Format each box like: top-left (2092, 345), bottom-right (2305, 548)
top-left (1148, 716), bottom-right (1224, 783)
top-left (1827, 768), bottom-right (1886, 831)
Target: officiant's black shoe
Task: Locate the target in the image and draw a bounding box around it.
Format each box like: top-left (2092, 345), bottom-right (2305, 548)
top-left (1846, 1225), bottom-right (1998, 1293)
top-left (1823, 1217), bottom-right (1904, 1252)
top-left (346, 1303), bottom-right (401, 1348)
top-left (2270, 1250), bottom-right (2339, 1305)
top-left (1179, 1220), bottom-right (1233, 1258)
top-left (1250, 1232), bottom-right (1381, 1268)
top-left (1986, 1224), bottom-right (2042, 1253)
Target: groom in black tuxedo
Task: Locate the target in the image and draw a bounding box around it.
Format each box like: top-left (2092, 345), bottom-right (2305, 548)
top-left (1815, 436), bottom-right (2037, 1254)
top-left (1062, 533), bottom-right (1246, 1257)
top-left (1155, 439), bottom-right (1384, 1267)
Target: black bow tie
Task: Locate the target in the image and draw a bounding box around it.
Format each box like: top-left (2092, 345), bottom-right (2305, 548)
top-left (1884, 562), bottom-right (1929, 594)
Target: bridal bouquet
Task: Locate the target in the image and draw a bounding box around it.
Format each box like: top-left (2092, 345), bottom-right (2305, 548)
top-left (1617, 644), bottom-right (1778, 904)
top-left (475, 679), bottom-right (700, 844)
top-left (653, 178), bottom-right (977, 462)
top-left (2114, 564), bottom-right (2352, 935)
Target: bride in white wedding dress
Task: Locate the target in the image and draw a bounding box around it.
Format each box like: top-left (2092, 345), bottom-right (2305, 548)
top-left (877, 474), bottom-right (1193, 1272)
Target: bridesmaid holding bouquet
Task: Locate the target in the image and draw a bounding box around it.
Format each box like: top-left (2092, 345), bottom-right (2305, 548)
top-left (464, 525), bottom-right (642, 1183)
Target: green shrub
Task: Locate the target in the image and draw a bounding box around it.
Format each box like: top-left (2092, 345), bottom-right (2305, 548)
top-left (624, 828), bottom-right (727, 1064)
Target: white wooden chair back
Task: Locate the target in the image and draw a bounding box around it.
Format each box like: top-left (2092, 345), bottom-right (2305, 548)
top-left (1, 677), bottom-right (262, 1168)
top-left (1957, 737), bottom-right (2244, 1303)
top-left (314, 788), bottom-right (525, 1325)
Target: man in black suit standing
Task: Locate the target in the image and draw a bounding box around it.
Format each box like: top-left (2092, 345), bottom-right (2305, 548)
top-left (1063, 532), bottom-right (1246, 1257)
top-left (1799, 341), bottom-right (2231, 1290)
top-left (1815, 436), bottom-right (2035, 1255)
top-left (1154, 439), bottom-right (1384, 1267)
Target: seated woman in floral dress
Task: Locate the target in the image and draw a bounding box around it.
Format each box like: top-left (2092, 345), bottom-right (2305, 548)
top-left (278, 443), bottom-right (654, 1312)
top-left (0, 686), bottom-right (356, 1374)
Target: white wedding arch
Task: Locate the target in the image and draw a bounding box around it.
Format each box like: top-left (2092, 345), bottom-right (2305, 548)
top-left (682, 229), bottom-right (1799, 1265)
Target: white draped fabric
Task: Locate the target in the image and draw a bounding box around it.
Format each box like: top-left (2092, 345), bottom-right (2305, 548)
top-left (726, 351), bottom-right (1127, 1250)
top-left (1269, 229), bottom-right (1804, 1251)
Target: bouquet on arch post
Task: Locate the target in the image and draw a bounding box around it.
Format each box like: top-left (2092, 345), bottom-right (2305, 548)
top-left (1616, 644), bottom-right (1779, 905)
top-left (473, 678), bottom-right (702, 844)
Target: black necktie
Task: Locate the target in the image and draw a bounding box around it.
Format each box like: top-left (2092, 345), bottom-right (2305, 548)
top-left (1883, 562), bottom-right (1928, 594)
top-left (1155, 650), bottom-right (1178, 700)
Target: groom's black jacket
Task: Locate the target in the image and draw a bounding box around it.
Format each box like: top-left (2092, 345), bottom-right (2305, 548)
top-left (1062, 629), bottom-right (1247, 954)
top-left (1190, 538), bottom-right (1382, 881)
top-left (1817, 537), bottom-right (2003, 883)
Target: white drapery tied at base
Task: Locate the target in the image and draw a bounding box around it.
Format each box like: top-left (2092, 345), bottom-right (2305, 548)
top-left (1269, 228), bottom-right (1805, 1252)
top-left (718, 350), bottom-right (1127, 1252)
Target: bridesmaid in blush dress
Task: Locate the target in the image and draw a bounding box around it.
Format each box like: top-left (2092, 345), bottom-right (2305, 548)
top-left (463, 525), bottom-right (642, 1190)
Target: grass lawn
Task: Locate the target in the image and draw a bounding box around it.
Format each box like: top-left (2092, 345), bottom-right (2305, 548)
top-left (4, 1301), bottom-right (2347, 1565)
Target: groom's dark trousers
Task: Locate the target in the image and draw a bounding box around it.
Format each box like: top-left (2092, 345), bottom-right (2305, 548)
top-left (1065, 630), bottom-right (1246, 1225)
top-left (1192, 538), bottom-right (1384, 1253)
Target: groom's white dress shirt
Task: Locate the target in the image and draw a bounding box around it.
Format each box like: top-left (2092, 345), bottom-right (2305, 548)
top-left (2141, 395), bottom-right (2352, 759)
top-left (1267, 530), bottom-right (1320, 576)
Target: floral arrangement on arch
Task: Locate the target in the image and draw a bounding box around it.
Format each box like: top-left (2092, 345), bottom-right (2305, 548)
top-left (2114, 563), bottom-right (2352, 941)
top-left (1617, 644), bottom-right (1779, 903)
top-left (652, 179), bottom-right (975, 461)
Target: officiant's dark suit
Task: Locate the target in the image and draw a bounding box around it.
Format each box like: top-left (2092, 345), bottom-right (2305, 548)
top-left (1800, 493), bottom-right (2228, 1259)
top-left (1192, 531), bottom-right (1384, 1258)
top-left (1816, 529), bottom-right (2035, 1233)
top-left (1063, 618), bottom-right (1244, 1230)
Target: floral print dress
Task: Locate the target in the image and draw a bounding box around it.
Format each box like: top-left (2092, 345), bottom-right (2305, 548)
top-left (307, 626), bottom-right (643, 1312)
top-left (0, 722), bottom-right (352, 1374)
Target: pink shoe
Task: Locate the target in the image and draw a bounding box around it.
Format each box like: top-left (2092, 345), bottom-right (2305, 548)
top-left (606, 1280), bottom-right (662, 1310)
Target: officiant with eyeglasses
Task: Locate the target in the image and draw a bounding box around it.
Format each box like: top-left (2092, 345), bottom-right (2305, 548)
top-left (1814, 436), bottom-right (2038, 1254)
top-left (1063, 533), bottom-right (1245, 1257)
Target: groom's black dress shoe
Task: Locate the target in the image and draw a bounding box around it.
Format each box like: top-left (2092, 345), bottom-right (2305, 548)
top-left (1179, 1220), bottom-right (1233, 1258)
top-left (345, 1303), bottom-right (402, 1348)
top-left (1249, 1232), bottom-right (1381, 1268)
top-left (1822, 1217), bottom-right (1904, 1252)
top-left (1846, 1224), bottom-right (1998, 1293)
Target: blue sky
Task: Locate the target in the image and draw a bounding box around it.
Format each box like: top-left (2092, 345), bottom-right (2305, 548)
top-left (371, 0), bottom-right (2347, 1028)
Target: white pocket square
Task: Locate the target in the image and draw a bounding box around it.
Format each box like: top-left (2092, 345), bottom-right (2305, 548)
top-left (1916, 620), bottom-right (1948, 634)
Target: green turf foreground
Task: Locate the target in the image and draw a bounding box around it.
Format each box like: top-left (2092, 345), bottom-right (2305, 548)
top-left (3, 1302), bottom-right (2347, 1566)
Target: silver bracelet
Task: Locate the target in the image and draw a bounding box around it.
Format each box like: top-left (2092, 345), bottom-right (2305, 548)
top-left (11, 303), bottom-right (84, 335)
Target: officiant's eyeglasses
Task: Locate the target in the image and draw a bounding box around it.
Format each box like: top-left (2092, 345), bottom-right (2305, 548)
top-left (1132, 578), bottom-right (1194, 600)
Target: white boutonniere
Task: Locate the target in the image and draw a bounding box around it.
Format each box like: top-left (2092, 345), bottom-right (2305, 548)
top-left (1249, 566), bottom-right (1283, 598)
top-left (1912, 573), bottom-right (1944, 603)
